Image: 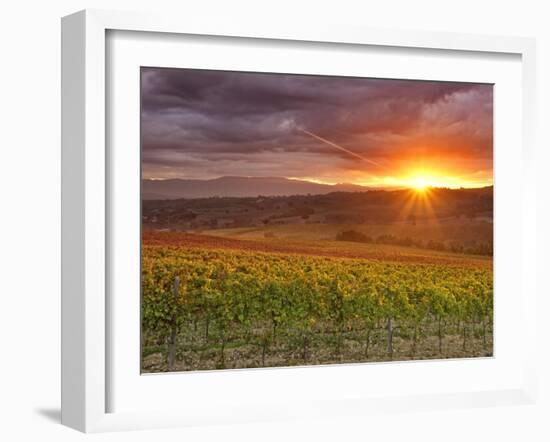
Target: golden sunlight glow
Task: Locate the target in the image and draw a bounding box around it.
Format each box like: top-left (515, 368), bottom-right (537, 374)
top-left (410, 177), bottom-right (429, 191)
top-left (382, 168), bottom-right (490, 190)
top-left (290, 168), bottom-right (493, 190)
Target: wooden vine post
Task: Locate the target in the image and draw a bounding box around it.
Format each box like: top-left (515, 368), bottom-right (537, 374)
top-left (167, 276), bottom-right (180, 371)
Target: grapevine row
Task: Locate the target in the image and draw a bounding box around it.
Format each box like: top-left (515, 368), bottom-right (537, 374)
top-left (142, 245), bottom-right (493, 370)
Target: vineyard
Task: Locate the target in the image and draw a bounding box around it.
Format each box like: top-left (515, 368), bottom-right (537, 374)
top-left (141, 233), bottom-right (493, 372)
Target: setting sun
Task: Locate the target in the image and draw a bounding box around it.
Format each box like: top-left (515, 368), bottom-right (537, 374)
top-left (411, 177), bottom-right (429, 191)
top-left (392, 169), bottom-right (483, 191)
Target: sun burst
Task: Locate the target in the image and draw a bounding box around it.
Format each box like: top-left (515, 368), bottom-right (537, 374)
top-left (411, 177), bottom-right (429, 191)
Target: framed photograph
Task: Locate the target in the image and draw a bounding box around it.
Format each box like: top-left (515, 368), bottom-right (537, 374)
top-left (140, 68), bottom-right (495, 374)
top-left (61, 9), bottom-right (537, 432)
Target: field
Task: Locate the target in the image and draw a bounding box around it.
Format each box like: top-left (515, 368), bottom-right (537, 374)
top-left (205, 218), bottom-right (492, 244)
top-left (141, 229), bottom-right (493, 372)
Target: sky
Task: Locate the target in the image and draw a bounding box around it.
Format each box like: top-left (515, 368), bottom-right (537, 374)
top-left (141, 67), bottom-right (493, 189)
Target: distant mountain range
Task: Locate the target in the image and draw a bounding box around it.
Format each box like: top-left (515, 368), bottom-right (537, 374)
top-left (142, 176), bottom-right (372, 200)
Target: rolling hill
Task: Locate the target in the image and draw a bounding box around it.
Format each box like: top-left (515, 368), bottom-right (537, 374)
top-left (142, 176), bottom-right (370, 200)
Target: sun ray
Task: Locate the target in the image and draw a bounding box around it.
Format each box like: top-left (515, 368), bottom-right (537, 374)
top-left (395, 185), bottom-right (443, 242)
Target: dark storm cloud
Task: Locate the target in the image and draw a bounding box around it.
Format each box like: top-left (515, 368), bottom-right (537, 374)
top-left (141, 67), bottom-right (493, 181)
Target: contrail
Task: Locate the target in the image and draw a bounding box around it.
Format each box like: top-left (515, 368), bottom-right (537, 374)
top-left (297, 127), bottom-right (386, 169)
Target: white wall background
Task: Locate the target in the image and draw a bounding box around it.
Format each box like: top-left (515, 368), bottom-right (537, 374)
top-left (0, 0), bottom-right (548, 441)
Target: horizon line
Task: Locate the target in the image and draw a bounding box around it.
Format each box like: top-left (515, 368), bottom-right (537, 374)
top-left (142, 175), bottom-right (494, 190)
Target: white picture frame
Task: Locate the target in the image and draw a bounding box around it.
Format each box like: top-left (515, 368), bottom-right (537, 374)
top-left (61, 9), bottom-right (537, 433)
